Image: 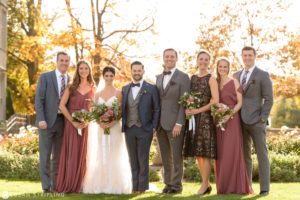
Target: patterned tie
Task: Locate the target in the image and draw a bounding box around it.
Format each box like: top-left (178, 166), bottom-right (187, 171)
top-left (241, 70), bottom-right (249, 91)
top-left (60, 74), bottom-right (66, 98)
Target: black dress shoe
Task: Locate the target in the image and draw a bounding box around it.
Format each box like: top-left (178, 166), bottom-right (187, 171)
top-left (259, 191), bottom-right (269, 195)
top-left (43, 189), bottom-right (50, 193)
top-left (168, 189), bottom-right (182, 194)
top-left (161, 188), bottom-right (170, 194)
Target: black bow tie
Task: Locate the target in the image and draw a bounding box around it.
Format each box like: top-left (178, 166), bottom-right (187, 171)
top-left (163, 71), bottom-right (172, 75)
top-left (132, 83), bottom-right (140, 87)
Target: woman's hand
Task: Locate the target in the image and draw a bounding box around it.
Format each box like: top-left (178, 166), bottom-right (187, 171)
top-left (223, 115), bottom-right (233, 124)
top-left (72, 122), bottom-right (85, 129)
top-left (185, 108), bottom-right (199, 116)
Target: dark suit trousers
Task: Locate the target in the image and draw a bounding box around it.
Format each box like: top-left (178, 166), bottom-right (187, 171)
top-left (242, 121), bottom-right (270, 192)
top-left (157, 126), bottom-right (184, 192)
top-left (38, 116), bottom-right (64, 191)
top-left (125, 125), bottom-right (153, 191)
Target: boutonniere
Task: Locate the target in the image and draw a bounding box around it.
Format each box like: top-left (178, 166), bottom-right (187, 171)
top-left (141, 90), bottom-right (147, 95)
top-left (249, 80), bottom-right (255, 84)
top-left (170, 81), bottom-right (176, 86)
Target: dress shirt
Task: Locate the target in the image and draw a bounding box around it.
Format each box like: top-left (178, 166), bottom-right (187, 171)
top-left (240, 65), bottom-right (256, 85)
top-left (131, 79), bottom-right (144, 100)
top-left (163, 67), bottom-right (177, 89)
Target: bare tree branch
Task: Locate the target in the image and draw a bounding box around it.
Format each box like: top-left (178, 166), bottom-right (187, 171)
top-left (102, 18), bottom-right (154, 41)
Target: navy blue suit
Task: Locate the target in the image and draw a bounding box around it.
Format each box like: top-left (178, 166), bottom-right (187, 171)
top-left (122, 81), bottom-right (160, 132)
top-left (122, 81), bottom-right (160, 191)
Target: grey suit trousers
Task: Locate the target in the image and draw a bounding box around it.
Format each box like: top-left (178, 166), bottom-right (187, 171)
top-left (242, 121), bottom-right (270, 192)
top-left (39, 116), bottom-right (64, 191)
top-left (157, 126), bottom-right (185, 192)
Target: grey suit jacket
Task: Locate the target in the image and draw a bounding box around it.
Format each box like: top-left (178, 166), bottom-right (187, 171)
top-left (35, 70), bottom-right (69, 129)
top-left (156, 69), bottom-right (190, 131)
top-left (233, 66), bottom-right (273, 125)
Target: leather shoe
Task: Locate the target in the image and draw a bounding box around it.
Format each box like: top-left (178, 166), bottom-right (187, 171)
top-left (259, 191), bottom-right (269, 195)
top-left (161, 188), bottom-right (170, 194)
top-left (43, 189), bottom-right (50, 193)
top-left (168, 189), bottom-right (182, 194)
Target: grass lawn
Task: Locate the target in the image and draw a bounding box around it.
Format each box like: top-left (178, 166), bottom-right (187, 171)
top-left (1, 179), bottom-right (300, 200)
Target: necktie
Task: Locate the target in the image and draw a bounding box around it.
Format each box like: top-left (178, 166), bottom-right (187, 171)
top-left (60, 74), bottom-right (66, 98)
top-left (163, 71), bottom-right (171, 75)
top-left (241, 70), bottom-right (249, 91)
top-left (132, 83), bottom-right (140, 87)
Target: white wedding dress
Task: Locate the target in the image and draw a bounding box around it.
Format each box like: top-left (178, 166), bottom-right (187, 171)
top-left (81, 96), bottom-right (132, 194)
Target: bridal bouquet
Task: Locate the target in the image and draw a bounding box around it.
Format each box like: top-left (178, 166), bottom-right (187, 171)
top-left (210, 103), bottom-right (234, 131)
top-left (72, 109), bottom-right (92, 136)
top-left (88, 98), bottom-right (122, 135)
top-left (178, 92), bottom-right (204, 119)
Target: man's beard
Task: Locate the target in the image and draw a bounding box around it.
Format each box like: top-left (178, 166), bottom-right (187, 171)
top-left (133, 75), bottom-right (142, 82)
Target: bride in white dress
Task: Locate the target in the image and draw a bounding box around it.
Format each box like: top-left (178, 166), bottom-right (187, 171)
top-left (82, 66), bottom-right (132, 194)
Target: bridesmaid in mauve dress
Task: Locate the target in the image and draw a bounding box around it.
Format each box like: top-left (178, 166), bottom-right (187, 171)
top-left (214, 58), bottom-right (252, 194)
top-left (55, 60), bottom-right (96, 193)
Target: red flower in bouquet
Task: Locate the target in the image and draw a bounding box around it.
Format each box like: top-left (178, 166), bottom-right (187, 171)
top-left (89, 98), bottom-right (122, 135)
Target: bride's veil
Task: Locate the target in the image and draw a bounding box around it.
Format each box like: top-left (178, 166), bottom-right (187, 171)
top-left (96, 76), bottom-right (105, 92)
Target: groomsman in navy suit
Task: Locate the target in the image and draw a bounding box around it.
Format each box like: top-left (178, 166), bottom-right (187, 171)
top-left (122, 61), bottom-right (160, 193)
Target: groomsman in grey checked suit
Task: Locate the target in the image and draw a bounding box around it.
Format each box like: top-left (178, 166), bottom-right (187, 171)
top-left (35, 51), bottom-right (70, 193)
top-left (156, 48), bottom-right (190, 194)
top-left (233, 46), bottom-right (273, 195)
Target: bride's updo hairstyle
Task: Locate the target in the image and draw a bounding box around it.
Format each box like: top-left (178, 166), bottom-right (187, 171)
top-left (103, 66), bottom-right (115, 76)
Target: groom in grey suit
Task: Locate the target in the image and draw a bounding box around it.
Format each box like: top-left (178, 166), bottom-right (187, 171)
top-left (35, 51), bottom-right (70, 193)
top-left (122, 61), bottom-right (160, 193)
top-left (233, 46), bottom-right (273, 195)
top-left (156, 48), bottom-right (190, 194)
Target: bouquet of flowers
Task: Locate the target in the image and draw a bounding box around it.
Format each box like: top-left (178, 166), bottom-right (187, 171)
top-left (178, 92), bottom-right (204, 119)
top-left (72, 109), bottom-right (93, 136)
top-left (89, 98), bottom-right (122, 135)
top-left (210, 103), bottom-right (234, 131)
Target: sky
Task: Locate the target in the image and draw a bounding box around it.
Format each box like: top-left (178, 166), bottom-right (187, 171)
top-left (43, 0), bottom-right (300, 81)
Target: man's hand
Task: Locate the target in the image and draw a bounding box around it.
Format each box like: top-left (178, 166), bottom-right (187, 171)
top-left (39, 121), bottom-right (47, 130)
top-left (172, 124), bottom-right (182, 137)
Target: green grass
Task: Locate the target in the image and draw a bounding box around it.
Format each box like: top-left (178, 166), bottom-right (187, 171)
top-left (0, 179), bottom-right (300, 200)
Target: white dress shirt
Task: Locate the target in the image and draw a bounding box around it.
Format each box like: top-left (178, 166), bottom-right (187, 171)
top-left (163, 67), bottom-right (177, 89)
top-left (55, 68), bottom-right (68, 99)
top-left (131, 79), bottom-right (144, 100)
top-left (240, 65), bottom-right (256, 85)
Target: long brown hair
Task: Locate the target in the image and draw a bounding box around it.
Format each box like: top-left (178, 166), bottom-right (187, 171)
top-left (69, 60), bottom-right (95, 96)
top-left (216, 57), bottom-right (230, 90)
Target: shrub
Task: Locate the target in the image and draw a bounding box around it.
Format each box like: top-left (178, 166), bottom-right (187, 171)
top-left (0, 151), bottom-right (40, 180)
top-left (149, 169), bottom-right (161, 182)
top-left (267, 132), bottom-right (300, 156)
top-left (184, 152), bottom-right (300, 182)
top-left (183, 158), bottom-right (215, 182)
top-left (0, 126), bottom-right (39, 155)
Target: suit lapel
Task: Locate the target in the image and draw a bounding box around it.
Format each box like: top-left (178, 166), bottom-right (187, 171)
top-left (123, 84), bottom-right (131, 110)
top-left (51, 70), bottom-right (59, 96)
top-left (157, 74), bottom-right (164, 95)
top-left (244, 67), bottom-right (258, 94)
top-left (137, 81), bottom-right (148, 101)
top-left (164, 69), bottom-right (178, 95)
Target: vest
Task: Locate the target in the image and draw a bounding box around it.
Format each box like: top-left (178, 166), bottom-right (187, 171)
top-left (126, 88), bottom-right (142, 128)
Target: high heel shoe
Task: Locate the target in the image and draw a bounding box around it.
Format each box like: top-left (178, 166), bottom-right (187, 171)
top-left (197, 185), bottom-right (212, 195)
